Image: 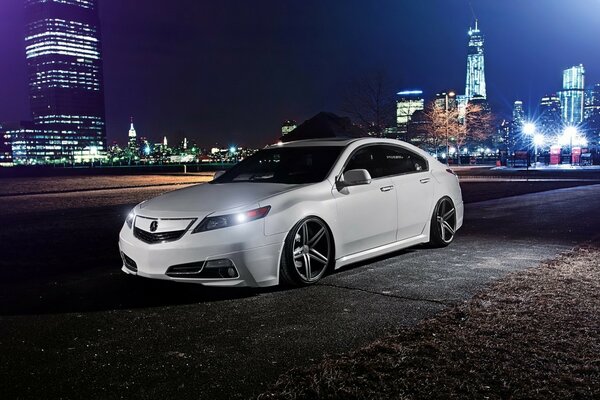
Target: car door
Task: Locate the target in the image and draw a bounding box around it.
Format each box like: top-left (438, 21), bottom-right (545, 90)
top-left (381, 145), bottom-right (434, 240)
top-left (332, 145), bottom-right (398, 256)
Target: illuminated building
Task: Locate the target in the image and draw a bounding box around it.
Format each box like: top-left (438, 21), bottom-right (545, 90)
top-left (558, 64), bottom-right (585, 124)
top-left (396, 90), bottom-right (424, 140)
top-left (0, 124), bottom-right (12, 165)
top-left (512, 100), bottom-right (525, 127)
top-left (584, 84), bottom-right (600, 138)
top-left (539, 94), bottom-right (562, 135)
top-left (281, 120), bottom-right (297, 135)
top-left (128, 117), bottom-right (137, 150)
top-left (465, 20), bottom-right (486, 100)
top-left (23, 0), bottom-right (106, 163)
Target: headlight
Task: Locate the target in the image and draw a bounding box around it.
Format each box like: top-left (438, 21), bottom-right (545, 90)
top-left (192, 206), bottom-right (271, 233)
top-left (125, 210), bottom-right (135, 229)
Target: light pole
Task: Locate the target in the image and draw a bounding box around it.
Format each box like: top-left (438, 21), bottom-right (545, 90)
top-left (522, 122), bottom-right (536, 168)
top-left (563, 126), bottom-right (577, 165)
top-left (444, 91), bottom-right (456, 164)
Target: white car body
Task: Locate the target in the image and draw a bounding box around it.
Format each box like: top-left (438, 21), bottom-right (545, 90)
top-left (119, 138), bottom-right (463, 287)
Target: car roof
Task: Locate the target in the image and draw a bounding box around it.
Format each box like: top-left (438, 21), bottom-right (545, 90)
top-left (266, 137), bottom-right (410, 148)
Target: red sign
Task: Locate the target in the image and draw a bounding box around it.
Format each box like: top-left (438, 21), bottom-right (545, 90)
top-left (550, 146), bottom-right (561, 165)
top-left (572, 147), bottom-right (581, 164)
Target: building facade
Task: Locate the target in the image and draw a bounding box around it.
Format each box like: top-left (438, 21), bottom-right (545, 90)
top-left (396, 90), bottom-right (424, 141)
top-left (512, 100), bottom-right (525, 127)
top-left (22, 0), bottom-right (106, 163)
top-left (558, 64), bottom-right (585, 125)
top-left (584, 84), bottom-right (600, 140)
top-left (465, 20), bottom-right (486, 100)
top-left (539, 94), bottom-right (562, 135)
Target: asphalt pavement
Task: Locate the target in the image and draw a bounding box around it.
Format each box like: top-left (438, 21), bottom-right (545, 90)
top-left (1, 181), bottom-right (599, 399)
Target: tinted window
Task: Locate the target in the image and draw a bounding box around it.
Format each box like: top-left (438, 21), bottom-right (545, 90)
top-left (212, 146), bottom-right (343, 184)
top-left (381, 145), bottom-right (428, 175)
top-left (343, 146), bottom-right (387, 179)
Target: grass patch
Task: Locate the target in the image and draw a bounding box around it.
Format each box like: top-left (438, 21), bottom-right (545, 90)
top-left (259, 245), bottom-right (600, 399)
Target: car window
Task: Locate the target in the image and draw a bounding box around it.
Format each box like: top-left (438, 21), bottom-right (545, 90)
top-left (381, 145), bottom-right (428, 175)
top-left (343, 146), bottom-right (387, 179)
top-left (212, 146), bottom-right (343, 184)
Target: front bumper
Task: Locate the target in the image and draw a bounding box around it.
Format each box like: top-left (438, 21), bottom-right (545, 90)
top-left (118, 219), bottom-right (286, 287)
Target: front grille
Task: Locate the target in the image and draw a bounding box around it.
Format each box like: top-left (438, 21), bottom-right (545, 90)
top-left (134, 227), bottom-right (186, 244)
top-left (121, 253), bottom-right (138, 272)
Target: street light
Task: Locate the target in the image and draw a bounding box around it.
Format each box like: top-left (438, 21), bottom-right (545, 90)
top-left (533, 134), bottom-right (545, 165)
top-left (522, 122), bottom-right (536, 167)
top-left (445, 91), bottom-right (456, 165)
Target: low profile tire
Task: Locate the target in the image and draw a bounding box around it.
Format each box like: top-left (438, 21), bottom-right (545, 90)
top-left (279, 217), bottom-right (333, 287)
top-left (428, 197), bottom-right (457, 248)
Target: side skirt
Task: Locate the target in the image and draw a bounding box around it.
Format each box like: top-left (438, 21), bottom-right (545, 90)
top-left (333, 234), bottom-right (428, 270)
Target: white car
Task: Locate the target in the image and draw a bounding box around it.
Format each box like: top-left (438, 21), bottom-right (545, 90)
top-left (119, 138), bottom-right (463, 287)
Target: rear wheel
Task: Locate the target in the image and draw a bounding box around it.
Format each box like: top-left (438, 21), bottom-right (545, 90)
top-left (279, 217), bottom-right (333, 286)
top-left (428, 197), bottom-right (456, 247)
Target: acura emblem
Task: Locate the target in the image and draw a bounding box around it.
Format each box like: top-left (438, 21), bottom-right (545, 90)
top-left (150, 220), bottom-right (158, 232)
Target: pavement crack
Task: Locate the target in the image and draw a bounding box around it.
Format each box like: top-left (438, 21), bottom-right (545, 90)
top-left (318, 282), bottom-right (456, 307)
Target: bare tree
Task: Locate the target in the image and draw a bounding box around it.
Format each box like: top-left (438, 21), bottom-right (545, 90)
top-left (340, 71), bottom-right (396, 137)
top-left (424, 101), bottom-right (494, 164)
top-left (423, 101), bottom-right (460, 158)
top-left (454, 103), bottom-right (494, 164)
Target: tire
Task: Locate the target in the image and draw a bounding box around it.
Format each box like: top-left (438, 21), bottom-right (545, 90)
top-left (428, 197), bottom-right (457, 248)
top-left (279, 217), bottom-right (333, 286)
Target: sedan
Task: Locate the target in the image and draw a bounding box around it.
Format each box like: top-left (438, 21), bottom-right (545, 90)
top-left (119, 138), bottom-right (463, 287)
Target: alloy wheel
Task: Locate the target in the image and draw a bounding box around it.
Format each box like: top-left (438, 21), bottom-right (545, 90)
top-left (292, 218), bottom-right (331, 282)
top-left (436, 198), bottom-right (456, 244)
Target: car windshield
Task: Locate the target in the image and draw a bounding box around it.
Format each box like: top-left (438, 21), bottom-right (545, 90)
top-left (212, 146), bottom-right (343, 184)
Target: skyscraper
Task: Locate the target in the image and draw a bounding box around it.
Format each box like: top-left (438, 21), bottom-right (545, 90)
top-left (584, 84), bottom-right (600, 138)
top-left (539, 94), bottom-right (562, 135)
top-left (396, 90), bottom-right (424, 141)
top-left (465, 20), bottom-right (486, 100)
top-left (512, 100), bottom-right (525, 126)
top-left (558, 64), bottom-right (585, 124)
top-left (23, 0), bottom-right (106, 163)
top-left (128, 117), bottom-right (137, 149)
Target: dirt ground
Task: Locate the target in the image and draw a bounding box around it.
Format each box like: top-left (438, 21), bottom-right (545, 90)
top-left (259, 245), bottom-right (600, 400)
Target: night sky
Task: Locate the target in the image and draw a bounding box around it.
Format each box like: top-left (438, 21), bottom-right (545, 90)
top-left (1, 0), bottom-right (600, 148)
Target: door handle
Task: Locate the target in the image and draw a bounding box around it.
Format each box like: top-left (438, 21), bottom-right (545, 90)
top-left (380, 185), bottom-right (394, 192)
top-left (419, 178), bottom-right (430, 184)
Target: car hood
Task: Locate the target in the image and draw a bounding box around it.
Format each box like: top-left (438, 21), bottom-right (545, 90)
top-left (137, 182), bottom-right (299, 216)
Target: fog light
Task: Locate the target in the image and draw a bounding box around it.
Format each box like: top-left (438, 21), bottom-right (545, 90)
top-left (204, 259), bottom-right (234, 269)
top-left (203, 259), bottom-right (239, 278)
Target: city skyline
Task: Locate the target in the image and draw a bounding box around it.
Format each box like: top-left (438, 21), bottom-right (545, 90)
top-left (1, 0), bottom-right (600, 148)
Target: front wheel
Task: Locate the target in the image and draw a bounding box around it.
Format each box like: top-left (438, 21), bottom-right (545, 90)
top-left (279, 217), bottom-right (333, 286)
top-left (428, 197), bottom-right (457, 248)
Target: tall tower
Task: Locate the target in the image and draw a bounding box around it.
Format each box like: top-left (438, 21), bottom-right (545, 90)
top-left (24, 0), bottom-right (106, 161)
top-left (558, 64), bottom-right (585, 124)
top-left (465, 20), bottom-right (486, 100)
top-left (128, 117), bottom-right (137, 149)
top-left (539, 94), bottom-right (562, 135)
top-left (512, 100), bottom-right (525, 126)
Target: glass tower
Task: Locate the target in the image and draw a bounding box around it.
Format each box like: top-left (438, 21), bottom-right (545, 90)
top-left (584, 84), bottom-right (600, 138)
top-left (24, 0), bottom-right (106, 162)
top-left (558, 65), bottom-right (585, 124)
top-left (465, 20), bottom-right (486, 100)
top-left (539, 94), bottom-right (562, 135)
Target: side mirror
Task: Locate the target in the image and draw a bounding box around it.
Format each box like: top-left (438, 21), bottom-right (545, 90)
top-left (337, 169), bottom-right (372, 189)
top-left (213, 170), bottom-right (226, 180)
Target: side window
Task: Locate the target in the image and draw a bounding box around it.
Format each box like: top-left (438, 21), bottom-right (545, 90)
top-left (343, 146), bottom-right (387, 179)
top-left (381, 145), bottom-right (428, 176)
